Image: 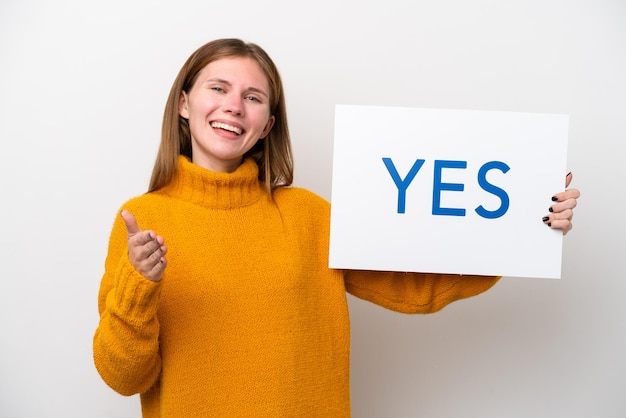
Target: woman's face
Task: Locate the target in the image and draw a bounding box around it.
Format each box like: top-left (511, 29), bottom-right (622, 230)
top-left (179, 56), bottom-right (275, 173)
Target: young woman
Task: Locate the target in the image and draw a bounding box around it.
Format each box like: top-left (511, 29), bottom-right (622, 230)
top-left (93, 38), bottom-right (580, 417)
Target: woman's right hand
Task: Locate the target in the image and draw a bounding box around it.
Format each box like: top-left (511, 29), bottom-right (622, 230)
top-left (120, 210), bottom-right (168, 282)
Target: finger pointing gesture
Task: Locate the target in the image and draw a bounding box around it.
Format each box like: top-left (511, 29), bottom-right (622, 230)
top-left (120, 210), bottom-right (168, 282)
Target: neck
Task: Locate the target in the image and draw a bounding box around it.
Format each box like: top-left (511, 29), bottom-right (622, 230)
top-left (191, 155), bottom-right (243, 174)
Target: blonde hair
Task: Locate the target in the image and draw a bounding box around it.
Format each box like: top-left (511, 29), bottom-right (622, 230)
top-left (148, 38), bottom-right (293, 194)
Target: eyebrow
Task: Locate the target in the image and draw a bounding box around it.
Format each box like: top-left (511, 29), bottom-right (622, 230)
top-left (206, 78), bottom-right (270, 98)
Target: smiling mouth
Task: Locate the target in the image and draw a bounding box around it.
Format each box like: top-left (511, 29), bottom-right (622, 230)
top-left (211, 122), bottom-right (243, 135)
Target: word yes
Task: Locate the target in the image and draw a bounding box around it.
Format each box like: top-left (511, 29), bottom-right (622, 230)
top-left (382, 158), bottom-right (510, 219)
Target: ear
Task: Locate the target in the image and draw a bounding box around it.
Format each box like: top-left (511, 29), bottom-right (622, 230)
top-left (178, 91), bottom-right (189, 119)
top-left (261, 115), bottom-right (275, 138)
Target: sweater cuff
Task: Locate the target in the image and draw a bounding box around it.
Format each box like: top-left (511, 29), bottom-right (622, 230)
top-left (107, 255), bottom-right (162, 323)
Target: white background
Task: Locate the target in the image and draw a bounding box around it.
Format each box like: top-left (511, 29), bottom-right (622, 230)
top-left (1, 0), bottom-right (624, 417)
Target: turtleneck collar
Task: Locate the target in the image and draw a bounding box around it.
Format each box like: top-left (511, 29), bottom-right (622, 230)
top-left (158, 156), bottom-right (266, 210)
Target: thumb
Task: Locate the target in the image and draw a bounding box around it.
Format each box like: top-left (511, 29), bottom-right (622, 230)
top-left (565, 172), bottom-right (573, 188)
top-left (120, 210), bottom-right (142, 237)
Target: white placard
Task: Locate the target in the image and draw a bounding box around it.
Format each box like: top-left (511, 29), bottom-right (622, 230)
top-left (329, 105), bottom-right (569, 279)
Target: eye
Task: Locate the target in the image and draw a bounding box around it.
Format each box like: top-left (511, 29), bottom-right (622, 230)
top-left (210, 86), bottom-right (225, 93)
top-left (245, 95), bottom-right (261, 103)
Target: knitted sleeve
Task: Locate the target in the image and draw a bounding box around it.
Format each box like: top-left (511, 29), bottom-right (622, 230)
top-left (93, 209), bottom-right (163, 396)
top-left (344, 270), bottom-right (500, 314)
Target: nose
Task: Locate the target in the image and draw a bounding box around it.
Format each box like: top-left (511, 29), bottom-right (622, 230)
top-left (222, 94), bottom-right (244, 116)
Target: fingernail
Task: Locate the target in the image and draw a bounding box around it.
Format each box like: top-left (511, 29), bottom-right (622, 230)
top-left (566, 171), bottom-right (572, 177)
top-left (551, 196), bottom-right (558, 201)
top-left (542, 216), bottom-right (550, 222)
top-left (549, 207), bottom-right (554, 212)
top-left (547, 222), bottom-right (552, 227)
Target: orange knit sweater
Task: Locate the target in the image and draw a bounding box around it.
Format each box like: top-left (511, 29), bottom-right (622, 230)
top-left (93, 156), bottom-right (499, 417)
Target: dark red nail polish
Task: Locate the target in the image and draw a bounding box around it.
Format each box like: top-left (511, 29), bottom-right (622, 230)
top-left (549, 207), bottom-right (554, 212)
top-left (551, 196), bottom-right (558, 201)
top-left (542, 216), bottom-right (549, 222)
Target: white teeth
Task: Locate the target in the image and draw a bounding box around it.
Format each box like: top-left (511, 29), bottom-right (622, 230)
top-left (211, 122), bottom-right (242, 135)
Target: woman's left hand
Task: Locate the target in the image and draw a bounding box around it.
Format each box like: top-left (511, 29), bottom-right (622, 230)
top-left (543, 172), bottom-right (580, 235)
